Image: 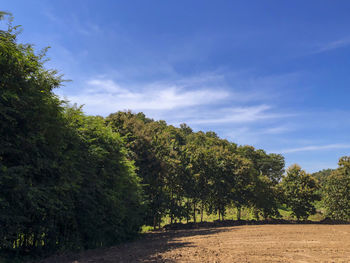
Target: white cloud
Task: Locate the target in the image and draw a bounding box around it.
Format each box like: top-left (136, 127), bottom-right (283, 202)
top-left (314, 38), bottom-right (350, 53)
top-left (55, 71), bottom-right (300, 148)
top-left (67, 77), bottom-right (230, 115)
top-left (262, 125), bottom-right (292, 135)
top-left (86, 79), bottom-right (126, 93)
top-left (189, 105), bottom-right (288, 124)
top-left (57, 71), bottom-right (297, 131)
top-left (279, 144), bottom-right (350, 154)
top-left (220, 124), bottom-right (293, 146)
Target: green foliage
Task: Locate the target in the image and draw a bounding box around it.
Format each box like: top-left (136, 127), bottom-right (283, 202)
top-left (0, 22), bottom-right (68, 255)
top-left (106, 112), bottom-right (287, 225)
top-left (323, 157), bottom-right (350, 220)
top-left (106, 111), bottom-right (170, 228)
top-left (312, 168), bottom-right (334, 186)
top-left (237, 146), bottom-right (285, 219)
top-left (281, 164), bottom-right (320, 220)
top-left (252, 175), bottom-right (283, 219)
top-left (0, 23), bottom-right (143, 259)
top-left (65, 107), bottom-right (144, 248)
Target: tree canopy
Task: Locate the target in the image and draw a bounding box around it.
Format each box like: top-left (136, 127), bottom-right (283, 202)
top-left (323, 157), bottom-right (350, 220)
top-left (0, 22), bottom-right (143, 258)
top-left (281, 165), bottom-right (320, 220)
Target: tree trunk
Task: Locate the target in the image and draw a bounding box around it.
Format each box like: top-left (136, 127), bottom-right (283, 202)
top-left (186, 201), bottom-right (190, 223)
top-left (170, 192), bottom-right (174, 224)
top-left (254, 209), bottom-right (259, 220)
top-left (193, 202), bottom-right (196, 223)
top-left (200, 202), bottom-right (204, 222)
top-left (237, 207), bottom-right (241, 220)
top-left (263, 211), bottom-right (268, 220)
top-left (153, 215), bottom-right (157, 230)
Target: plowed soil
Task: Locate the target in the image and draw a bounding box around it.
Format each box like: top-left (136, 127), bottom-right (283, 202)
top-left (42, 225), bottom-right (350, 263)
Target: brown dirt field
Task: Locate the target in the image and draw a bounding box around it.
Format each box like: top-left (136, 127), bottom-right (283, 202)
top-left (42, 225), bottom-right (350, 263)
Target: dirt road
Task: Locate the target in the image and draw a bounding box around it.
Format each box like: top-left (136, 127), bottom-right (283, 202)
top-left (43, 225), bottom-right (350, 263)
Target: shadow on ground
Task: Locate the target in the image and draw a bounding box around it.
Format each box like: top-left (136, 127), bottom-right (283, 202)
top-left (38, 218), bottom-right (350, 263)
top-left (38, 228), bottom-right (232, 263)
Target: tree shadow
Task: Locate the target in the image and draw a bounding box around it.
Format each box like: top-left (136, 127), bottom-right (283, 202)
top-left (39, 227), bottom-right (233, 263)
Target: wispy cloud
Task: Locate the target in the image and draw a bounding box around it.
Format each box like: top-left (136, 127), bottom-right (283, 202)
top-left (70, 15), bottom-right (101, 36)
top-left (56, 71), bottom-right (299, 149)
top-left (188, 105), bottom-right (285, 124)
top-left (279, 144), bottom-right (350, 154)
top-left (55, 70), bottom-right (299, 144)
top-left (262, 125), bottom-right (292, 134)
top-left (314, 38), bottom-right (350, 53)
top-left (43, 9), bottom-right (101, 36)
top-left (43, 9), bottom-right (61, 24)
top-left (65, 77), bottom-right (230, 115)
top-left (220, 124), bottom-right (294, 146)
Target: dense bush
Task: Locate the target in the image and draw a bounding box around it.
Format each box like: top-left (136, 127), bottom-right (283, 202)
top-left (0, 23), bottom-right (143, 258)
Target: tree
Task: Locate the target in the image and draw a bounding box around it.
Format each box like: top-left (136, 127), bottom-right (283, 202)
top-left (312, 168), bottom-right (334, 187)
top-left (0, 20), bottom-right (143, 257)
top-left (214, 147), bottom-right (252, 221)
top-left (65, 107), bottom-right (144, 248)
top-left (237, 146), bottom-right (284, 220)
top-left (184, 133), bottom-right (214, 223)
top-left (323, 157), bottom-right (350, 220)
top-left (0, 21), bottom-right (70, 254)
top-left (252, 174), bottom-right (282, 220)
top-left (281, 164), bottom-right (320, 220)
top-left (106, 112), bottom-right (169, 228)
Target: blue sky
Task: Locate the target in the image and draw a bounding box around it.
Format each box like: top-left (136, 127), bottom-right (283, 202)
top-left (3, 0), bottom-right (350, 172)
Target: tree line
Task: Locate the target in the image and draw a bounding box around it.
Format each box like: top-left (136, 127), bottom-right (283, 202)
top-left (0, 22), bottom-right (143, 258)
top-left (1, 15), bottom-right (350, 260)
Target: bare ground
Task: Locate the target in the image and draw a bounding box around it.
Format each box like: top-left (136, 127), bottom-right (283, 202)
top-left (42, 225), bottom-right (350, 263)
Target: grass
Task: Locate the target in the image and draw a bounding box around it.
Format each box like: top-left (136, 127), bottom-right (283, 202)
top-left (142, 204), bottom-right (327, 232)
top-left (141, 225), bottom-right (154, 233)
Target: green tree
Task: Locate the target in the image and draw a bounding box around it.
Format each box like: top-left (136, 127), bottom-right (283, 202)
top-left (106, 112), bottom-right (169, 228)
top-left (281, 164), bottom-right (320, 220)
top-left (323, 157), bottom-right (350, 220)
top-left (65, 107), bottom-right (144, 248)
top-left (249, 174), bottom-right (281, 220)
top-left (211, 147), bottom-right (252, 221)
top-left (184, 132), bottom-right (213, 223)
top-left (237, 146), bottom-right (284, 220)
top-left (0, 21), bottom-right (71, 254)
top-left (156, 124), bottom-right (188, 224)
top-left (312, 168), bottom-right (334, 187)
top-left (0, 21), bottom-right (143, 258)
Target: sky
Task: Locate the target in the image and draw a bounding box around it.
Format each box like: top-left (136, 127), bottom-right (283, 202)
top-left (2, 0), bottom-right (350, 172)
